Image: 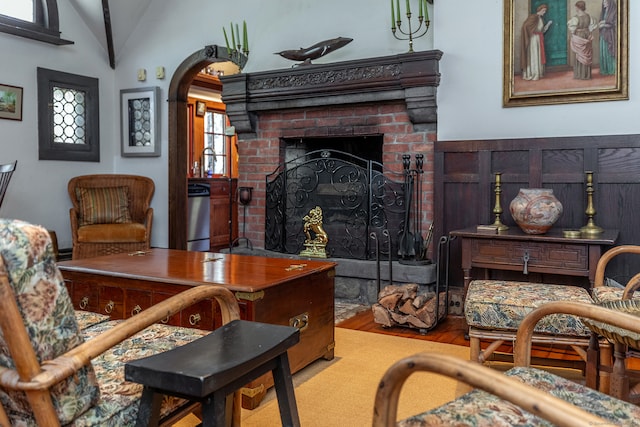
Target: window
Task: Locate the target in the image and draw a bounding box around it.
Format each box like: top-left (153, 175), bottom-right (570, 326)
top-left (37, 67), bottom-right (99, 162)
top-left (203, 110), bottom-right (229, 176)
top-left (0, 0), bottom-right (73, 45)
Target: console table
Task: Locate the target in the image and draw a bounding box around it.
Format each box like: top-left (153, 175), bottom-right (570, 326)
top-left (58, 249), bottom-right (336, 409)
top-left (450, 227), bottom-right (618, 293)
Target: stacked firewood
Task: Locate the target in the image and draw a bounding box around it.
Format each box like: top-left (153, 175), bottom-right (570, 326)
top-left (372, 283), bottom-right (446, 330)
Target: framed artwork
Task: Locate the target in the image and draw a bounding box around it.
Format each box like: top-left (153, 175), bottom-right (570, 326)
top-left (503, 0), bottom-right (627, 107)
top-left (121, 87), bottom-right (160, 157)
top-left (195, 100), bottom-right (206, 117)
top-left (0, 84), bottom-right (23, 121)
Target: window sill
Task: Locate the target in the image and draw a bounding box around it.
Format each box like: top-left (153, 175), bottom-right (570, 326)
top-left (0, 23), bottom-right (73, 45)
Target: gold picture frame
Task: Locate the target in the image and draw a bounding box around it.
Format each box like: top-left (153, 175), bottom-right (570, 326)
top-left (503, 0), bottom-right (627, 107)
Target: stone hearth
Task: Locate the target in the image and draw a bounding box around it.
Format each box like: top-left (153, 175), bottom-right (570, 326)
top-left (222, 247), bottom-right (438, 305)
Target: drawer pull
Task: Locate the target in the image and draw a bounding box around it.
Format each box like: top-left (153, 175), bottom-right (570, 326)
top-left (131, 305), bottom-right (142, 316)
top-left (104, 300), bottom-right (115, 314)
top-left (189, 313), bottom-right (202, 326)
top-left (79, 296), bottom-right (89, 310)
top-left (289, 312), bottom-right (309, 331)
top-left (523, 251), bottom-right (530, 275)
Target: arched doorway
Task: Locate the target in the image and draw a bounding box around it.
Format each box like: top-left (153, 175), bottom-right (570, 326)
top-left (167, 45), bottom-right (236, 249)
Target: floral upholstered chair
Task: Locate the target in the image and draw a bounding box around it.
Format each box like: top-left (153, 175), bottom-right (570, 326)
top-left (0, 219), bottom-right (241, 426)
top-left (373, 300), bottom-right (640, 427)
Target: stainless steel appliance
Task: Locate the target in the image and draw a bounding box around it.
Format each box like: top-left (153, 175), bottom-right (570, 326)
top-left (187, 182), bottom-right (210, 251)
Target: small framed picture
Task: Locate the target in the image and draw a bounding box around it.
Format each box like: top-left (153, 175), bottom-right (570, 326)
top-left (196, 100), bottom-right (206, 117)
top-left (0, 84), bottom-right (23, 121)
top-left (120, 87), bottom-right (160, 157)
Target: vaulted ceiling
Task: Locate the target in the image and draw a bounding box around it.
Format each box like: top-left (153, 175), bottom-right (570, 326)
top-left (68, 0), bottom-right (153, 68)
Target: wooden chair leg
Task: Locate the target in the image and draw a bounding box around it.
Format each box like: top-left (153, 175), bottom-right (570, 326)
top-left (469, 335), bottom-right (481, 362)
top-left (610, 342), bottom-right (630, 401)
top-left (599, 341), bottom-right (613, 393)
top-left (585, 333), bottom-right (599, 389)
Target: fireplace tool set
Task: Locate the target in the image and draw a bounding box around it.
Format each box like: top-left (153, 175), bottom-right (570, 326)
top-left (398, 154), bottom-right (433, 265)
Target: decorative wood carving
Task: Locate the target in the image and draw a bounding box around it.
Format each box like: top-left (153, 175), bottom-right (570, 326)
top-left (221, 50), bottom-right (443, 137)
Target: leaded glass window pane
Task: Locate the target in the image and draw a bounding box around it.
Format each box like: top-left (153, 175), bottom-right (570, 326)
top-left (52, 86), bottom-right (87, 144)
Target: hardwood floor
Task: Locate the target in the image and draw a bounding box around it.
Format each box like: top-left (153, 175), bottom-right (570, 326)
top-left (336, 309), bottom-right (582, 363)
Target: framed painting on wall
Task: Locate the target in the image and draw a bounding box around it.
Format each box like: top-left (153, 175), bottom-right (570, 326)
top-left (503, 0), bottom-right (627, 107)
top-left (121, 87), bottom-right (161, 157)
top-left (0, 84), bottom-right (23, 121)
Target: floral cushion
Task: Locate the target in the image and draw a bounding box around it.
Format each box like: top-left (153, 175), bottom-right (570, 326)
top-left (591, 285), bottom-right (640, 303)
top-left (75, 310), bottom-right (111, 330)
top-left (71, 321), bottom-right (210, 426)
top-left (0, 219), bottom-right (100, 426)
top-left (399, 366), bottom-right (640, 427)
top-left (464, 280), bottom-right (593, 336)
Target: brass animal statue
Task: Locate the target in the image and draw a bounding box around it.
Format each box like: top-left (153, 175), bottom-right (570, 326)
top-left (300, 206), bottom-right (329, 258)
top-left (276, 37), bottom-right (353, 65)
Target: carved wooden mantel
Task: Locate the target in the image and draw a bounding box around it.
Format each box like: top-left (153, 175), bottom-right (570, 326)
top-left (221, 50), bottom-right (443, 138)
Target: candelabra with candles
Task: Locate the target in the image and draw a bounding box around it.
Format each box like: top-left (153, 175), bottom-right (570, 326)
top-left (390, 0), bottom-right (431, 52)
top-left (222, 21), bottom-right (249, 70)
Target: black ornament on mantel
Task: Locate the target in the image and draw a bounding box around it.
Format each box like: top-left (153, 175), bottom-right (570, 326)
top-left (276, 37), bottom-right (353, 65)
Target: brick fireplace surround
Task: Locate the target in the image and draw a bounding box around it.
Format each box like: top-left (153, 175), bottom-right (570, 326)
top-left (221, 50), bottom-right (442, 253)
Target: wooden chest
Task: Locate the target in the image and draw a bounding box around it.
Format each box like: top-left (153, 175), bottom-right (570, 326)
top-left (58, 249), bottom-right (336, 409)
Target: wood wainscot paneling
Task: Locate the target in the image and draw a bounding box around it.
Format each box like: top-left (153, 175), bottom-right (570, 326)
top-left (435, 134), bottom-right (640, 288)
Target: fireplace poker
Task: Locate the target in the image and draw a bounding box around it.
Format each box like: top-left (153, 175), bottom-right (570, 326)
top-left (383, 229), bottom-right (392, 285)
top-left (370, 232), bottom-right (381, 294)
top-left (414, 154), bottom-right (425, 259)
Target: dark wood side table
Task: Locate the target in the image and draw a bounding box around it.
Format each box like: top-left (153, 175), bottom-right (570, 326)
top-left (450, 227), bottom-right (618, 294)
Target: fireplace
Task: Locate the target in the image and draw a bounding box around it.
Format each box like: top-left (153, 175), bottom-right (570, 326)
top-left (221, 50), bottom-right (442, 260)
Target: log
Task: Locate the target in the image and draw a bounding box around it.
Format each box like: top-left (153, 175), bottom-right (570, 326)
top-left (373, 284), bottom-right (445, 330)
top-left (398, 299), bottom-right (417, 316)
top-left (378, 293), bottom-right (402, 310)
top-left (372, 303), bottom-right (392, 327)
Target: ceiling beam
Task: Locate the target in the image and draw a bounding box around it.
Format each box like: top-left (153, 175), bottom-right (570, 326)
top-left (102, 0), bottom-right (115, 69)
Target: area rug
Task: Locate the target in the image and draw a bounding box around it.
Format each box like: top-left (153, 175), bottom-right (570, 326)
top-left (239, 327), bottom-right (472, 426)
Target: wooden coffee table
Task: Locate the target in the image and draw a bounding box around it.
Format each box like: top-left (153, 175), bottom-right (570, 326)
top-left (58, 249), bottom-right (336, 409)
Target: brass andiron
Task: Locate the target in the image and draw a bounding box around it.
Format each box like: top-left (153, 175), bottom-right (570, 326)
top-left (491, 172), bottom-right (509, 231)
top-left (299, 206), bottom-right (328, 258)
top-left (580, 171), bottom-right (603, 235)
top-left (390, 0), bottom-right (431, 52)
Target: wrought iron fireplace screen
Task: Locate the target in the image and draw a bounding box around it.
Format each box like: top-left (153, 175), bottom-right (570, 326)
top-left (265, 149), bottom-right (406, 260)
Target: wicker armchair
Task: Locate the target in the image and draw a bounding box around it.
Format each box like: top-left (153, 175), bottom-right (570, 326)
top-left (0, 219), bottom-right (242, 426)
top-left (68, 174), bottom-right (154, 259)
top-left (373, 301), bottom-right (640, 426)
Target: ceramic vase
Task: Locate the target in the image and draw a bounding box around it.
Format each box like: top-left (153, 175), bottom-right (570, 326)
top-left (509, 188), bottom-right (563, 234)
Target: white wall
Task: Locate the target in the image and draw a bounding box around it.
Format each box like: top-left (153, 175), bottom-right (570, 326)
top-left (436, 0), bottom-right (638, 140)
top-left (2, 0), bottom-right (637, 250)
top-left (0, 2), bottom-right (117, 249)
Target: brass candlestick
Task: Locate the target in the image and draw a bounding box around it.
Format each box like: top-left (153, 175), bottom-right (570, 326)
top-left (491, 172), bottom-right (509, 231)
top-left (580, 171), bottom-right (603, 235)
